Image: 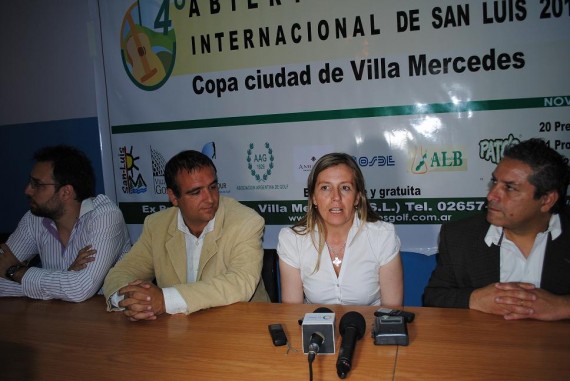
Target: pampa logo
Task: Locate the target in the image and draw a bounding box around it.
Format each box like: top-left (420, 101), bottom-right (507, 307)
top-left (247, 142), bottom-right (274, 182)
top-left (479, 134), bottom-right (520, 164)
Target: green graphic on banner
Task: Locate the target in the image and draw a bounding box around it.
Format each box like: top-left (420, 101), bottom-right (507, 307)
top-left (112, 95), bottom-right (570, 134)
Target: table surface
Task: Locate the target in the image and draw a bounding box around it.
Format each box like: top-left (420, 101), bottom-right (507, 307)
top-left (1, 297), bottom-right (569, 381)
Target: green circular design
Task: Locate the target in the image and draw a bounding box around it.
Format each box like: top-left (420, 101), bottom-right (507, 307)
top-left (246, 142), bottom-right (275, 182)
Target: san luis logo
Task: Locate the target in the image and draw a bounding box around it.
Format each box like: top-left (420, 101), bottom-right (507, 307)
top-left (120, 1), bottom-right (176, 90)
top-left (119, 145), bottom-right (147, 194)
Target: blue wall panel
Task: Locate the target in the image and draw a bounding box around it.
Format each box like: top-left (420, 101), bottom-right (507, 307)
top-left (0, 117), bottom-right (103, 234)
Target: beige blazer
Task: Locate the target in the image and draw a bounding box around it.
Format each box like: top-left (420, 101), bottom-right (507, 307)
top-left (103, 196), bottom-right (269, 313)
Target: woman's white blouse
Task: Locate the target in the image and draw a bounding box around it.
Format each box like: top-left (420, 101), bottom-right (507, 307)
top-left (277, 216), bottom-right (400, 305)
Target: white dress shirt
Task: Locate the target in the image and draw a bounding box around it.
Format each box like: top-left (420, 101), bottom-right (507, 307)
top-left (277, 216), bottom-right (400, 305)
top-left (111, 211), bottom-right (215, 314)
top-left (1, 195), bottom-right (131, 301)
top-left (163, 212), bottom-right (215, 314)
top-left (484, 214), bottom-right (561, 287)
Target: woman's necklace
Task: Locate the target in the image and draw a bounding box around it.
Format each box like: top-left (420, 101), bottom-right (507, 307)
top-left (326, 241), bottom-right (346, 267)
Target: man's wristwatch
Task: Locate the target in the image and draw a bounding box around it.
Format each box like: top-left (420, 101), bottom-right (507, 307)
top-left (5, 264), bottom-right (26, 281)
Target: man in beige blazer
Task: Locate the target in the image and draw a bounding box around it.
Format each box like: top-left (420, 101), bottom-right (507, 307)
top-left (103, 150), bottom-right (268, 321)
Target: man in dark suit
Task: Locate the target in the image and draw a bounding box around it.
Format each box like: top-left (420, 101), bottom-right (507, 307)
top-left (424, 138), bottom-right (570, 321)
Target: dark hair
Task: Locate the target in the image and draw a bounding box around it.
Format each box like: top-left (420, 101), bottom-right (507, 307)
top-left (34, 145), bottom-right (95, 201)
top-left (165, 150), bottom-right (217, 197)
top-left (503, 138), bottom-right (570, 213)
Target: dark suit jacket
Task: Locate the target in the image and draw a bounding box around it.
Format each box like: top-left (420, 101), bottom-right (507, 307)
top-left (423, 210), bottom-right (570, 308)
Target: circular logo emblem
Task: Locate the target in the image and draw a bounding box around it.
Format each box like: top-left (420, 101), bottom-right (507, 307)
top-left (120, 1), bottom-right (176, 90)
top-left (247, 143), bottom-right (274, 182)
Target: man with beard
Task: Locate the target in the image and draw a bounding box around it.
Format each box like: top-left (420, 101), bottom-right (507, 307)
top-left (0, 145), bottom-right (131, 302)
top-left (424, 138), bottom-right (570, 321)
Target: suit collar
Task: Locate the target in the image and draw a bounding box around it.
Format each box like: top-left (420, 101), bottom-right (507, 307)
top-left (163, 199), bottom-right (227, 282)
top-left (175, 209), bottom-right (215, 239)
top-left (484, 213), bottom-right (561, 247)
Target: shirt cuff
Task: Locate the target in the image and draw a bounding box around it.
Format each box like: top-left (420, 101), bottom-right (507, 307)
top-left (110, 291), bottom-right (125, 309)
top-left (163, 287), bottom-right (189, 314)
top-left (20, 266), bottom-right (43, 298)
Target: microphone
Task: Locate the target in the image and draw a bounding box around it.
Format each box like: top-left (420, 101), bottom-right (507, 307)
top-left (307, 331), bottom-right (325, 362)
top-left (302, 307), bottom-right (336, 355)
top-left (307, 308), bottom-right (331, 361)
top-left (336, 311), bottom-right (366, 379)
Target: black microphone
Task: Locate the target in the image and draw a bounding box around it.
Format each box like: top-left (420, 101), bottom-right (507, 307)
top-left (336, 311), bottom-right (366, 379)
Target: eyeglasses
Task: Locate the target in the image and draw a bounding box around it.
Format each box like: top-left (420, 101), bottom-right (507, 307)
top-left (28, 178), bottom-right (60, 190)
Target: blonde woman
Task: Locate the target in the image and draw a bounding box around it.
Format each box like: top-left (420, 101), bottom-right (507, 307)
top-left (277, 153), bottom-right (403, 306)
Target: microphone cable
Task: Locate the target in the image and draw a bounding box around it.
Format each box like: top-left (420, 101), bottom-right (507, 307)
top-left (301, 307), bottom-right (332, 381)
top-left (307, 332), bottom-right (325, 381)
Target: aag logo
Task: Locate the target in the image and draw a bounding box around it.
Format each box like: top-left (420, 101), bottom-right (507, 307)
top-left (246, 142), bottom-right (275, 182)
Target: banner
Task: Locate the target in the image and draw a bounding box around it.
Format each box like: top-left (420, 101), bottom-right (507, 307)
top-left (98, 0), bottom-right (570, 253)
